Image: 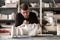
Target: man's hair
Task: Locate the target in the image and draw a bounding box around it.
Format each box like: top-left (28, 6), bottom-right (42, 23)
top-left (20, 3), bottom-right (29, 10)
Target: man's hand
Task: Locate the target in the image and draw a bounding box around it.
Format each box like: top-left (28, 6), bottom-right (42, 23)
top-left (23, 20), bottom-right (29, 24)
top-left (18, 20), bottom-right (29, 28)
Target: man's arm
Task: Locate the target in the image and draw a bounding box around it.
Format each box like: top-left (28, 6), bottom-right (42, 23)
top-left (15, 14), bottom-right (21, 27)
top-left (32, 13), bottom-right (41, 26)
top-left (15, 14), bottom-right (29, 27)
top-left (32, 13), bottom-right (39, 24)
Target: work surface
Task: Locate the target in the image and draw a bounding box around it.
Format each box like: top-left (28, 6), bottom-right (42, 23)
top-left (0, 36), bottom-right (60, 40)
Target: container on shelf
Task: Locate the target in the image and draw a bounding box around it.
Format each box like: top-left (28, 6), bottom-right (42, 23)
top-left (0, 14), bottom-right (2, 20)
top-left (1, 14), bottom-right (8, 20)
top-left (42, 2), bottom-right (49, 8)
top-left (9, 12), bottom-right (16, 20)
top-left (30, 3), bottom-right (39, 7)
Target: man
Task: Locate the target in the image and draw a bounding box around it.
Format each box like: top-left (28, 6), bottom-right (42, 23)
top-left (11, 3), bottom-right (41, 37)
top-left (15, 3), bottom-right (39, 27)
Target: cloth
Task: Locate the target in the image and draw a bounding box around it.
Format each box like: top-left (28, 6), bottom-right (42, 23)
top-left (11, 24), bottom-right (42, 37)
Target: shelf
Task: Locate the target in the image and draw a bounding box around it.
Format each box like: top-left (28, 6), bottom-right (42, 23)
top-left (42, 7), bottom-right (60, 11)
top-left (20, 0), bottom-right (40, 3)
top-left (0, 7), bottom-right (17, 15)
top-left (29, 7), bottom-right (40, 10)
top-left (0, 7), bottom-right (17, 9)
top-left (0, 19), bottom-right (15, 20)
top-left (1, 24), bottom-right (14, 28)
top-left (30, 7), bottom-right (40, 8)
top-left (0, 2), bottom-right (5, 4)
top-left (42, 0), bottom-right (60, 3)
top-left (0, 20), bottom-right (15, 23)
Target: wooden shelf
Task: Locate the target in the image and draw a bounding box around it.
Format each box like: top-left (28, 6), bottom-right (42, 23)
top-left (0, 19), bottom-right (14, 21)
top-left (42, 7), bottom-right (60, 11)
top-left (0, 20), bottom-right (15, 23)
top-left (20, 0), bottom-right (40, 3)
top-left (42, 0), bottom-right (60, 3)
top-left (30, 7), bottom-right (40, 8)
top-left (29, 7), bottom-right (40, 10)
top-left (1, 24), bottom-right (14, 28)
top-left (0, 7), bottom-right (17, 9)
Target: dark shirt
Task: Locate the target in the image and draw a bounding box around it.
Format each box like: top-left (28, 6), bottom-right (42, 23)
top-left (15, 12), bottom-right (39, 27)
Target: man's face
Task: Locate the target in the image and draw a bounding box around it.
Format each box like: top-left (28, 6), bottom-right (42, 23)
top-left (21, 9), bottom-right (29, 18)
